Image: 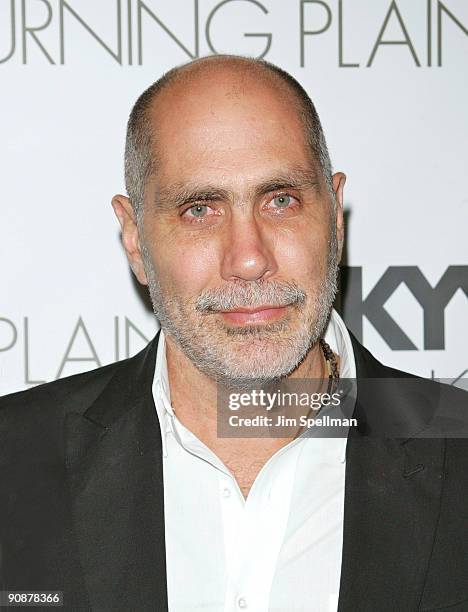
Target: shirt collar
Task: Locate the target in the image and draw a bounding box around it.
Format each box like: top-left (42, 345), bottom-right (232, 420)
top-left (152, 308), bottom-right (355, 462)
top-left (322, 309), bottom-right (356, 462)
top-left (152, 328), bottom-right (173, 458)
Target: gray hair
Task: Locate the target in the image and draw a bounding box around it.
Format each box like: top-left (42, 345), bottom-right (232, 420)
top-left (124, 54), bottom-right (334, 225)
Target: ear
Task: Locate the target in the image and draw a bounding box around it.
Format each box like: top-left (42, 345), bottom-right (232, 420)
top-left (331, 172), bottom-right (346, 262)
top-left (111, 194), bottom-right (148, 286)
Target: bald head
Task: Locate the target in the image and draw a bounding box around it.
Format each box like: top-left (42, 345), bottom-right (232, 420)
top-left (124, 55), bottom-right (333, 224)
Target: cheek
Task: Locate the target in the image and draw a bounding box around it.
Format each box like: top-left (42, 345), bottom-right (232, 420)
top-left (151, 232), bottom-right (220, 296)
top-left (273, 224), bottom-right (329, 280)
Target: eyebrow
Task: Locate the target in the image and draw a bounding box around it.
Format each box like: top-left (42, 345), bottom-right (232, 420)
top-left (155, 167), bottom-right (321, 211)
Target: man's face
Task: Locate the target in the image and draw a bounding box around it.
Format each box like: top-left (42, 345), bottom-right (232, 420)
top-left (120, 69), bottom-right (345, 389)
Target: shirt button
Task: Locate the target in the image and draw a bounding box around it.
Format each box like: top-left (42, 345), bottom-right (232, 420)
top-left (222, 487), bottom-right (231, 498)
top-left (237, 597), bottom-right (247, 609)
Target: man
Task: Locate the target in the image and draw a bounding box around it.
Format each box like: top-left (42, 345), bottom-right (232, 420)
top-left (1, 55), bottom-right (467, 612)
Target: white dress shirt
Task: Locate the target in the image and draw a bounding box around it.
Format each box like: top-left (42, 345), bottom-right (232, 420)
top-left (152, 308), bottom-right (356, 612)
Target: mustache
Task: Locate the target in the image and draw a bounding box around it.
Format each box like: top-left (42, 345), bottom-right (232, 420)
top-left (195, 280), bottom-right (306, 312)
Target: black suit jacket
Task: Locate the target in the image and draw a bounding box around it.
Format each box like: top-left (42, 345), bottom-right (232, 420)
top-left (1, 330), bottom-right (467, 612)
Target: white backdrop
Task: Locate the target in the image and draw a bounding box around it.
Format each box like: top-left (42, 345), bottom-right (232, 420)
top-left (1, 0), bottom-right (467, 395)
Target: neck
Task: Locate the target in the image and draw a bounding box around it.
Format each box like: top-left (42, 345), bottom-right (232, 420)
top-left (165, 332), bottom-right (335, 447)
top-left (164, 332), bottom-right (340, 498)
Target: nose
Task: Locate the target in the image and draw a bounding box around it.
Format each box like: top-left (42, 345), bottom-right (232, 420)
top-left (220, 211), bottom-right (277, 282)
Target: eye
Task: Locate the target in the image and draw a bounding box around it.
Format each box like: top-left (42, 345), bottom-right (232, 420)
top-left (182, 203), bottom-right (213, 221)
top-left (186, 204), bottom-right (208, 218)
top-left (264, 193), bottom-right (300, 214)
top-left (181, 202), bottom-right (221, 225)
top-left (272, 195), bottom-right (294, 208)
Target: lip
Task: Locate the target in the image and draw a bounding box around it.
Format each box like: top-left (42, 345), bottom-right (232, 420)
top-left (219, 304), bottom-right (289, 325)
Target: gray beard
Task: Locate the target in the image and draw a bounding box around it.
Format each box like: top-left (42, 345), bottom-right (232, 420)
top-left (140, 218), bottom-right (339, 391)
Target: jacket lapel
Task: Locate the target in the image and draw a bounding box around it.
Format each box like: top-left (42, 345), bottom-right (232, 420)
top-left (338, 333), bottom-right (446, 611)
top-left (64, 331), bottom-right (168, 612)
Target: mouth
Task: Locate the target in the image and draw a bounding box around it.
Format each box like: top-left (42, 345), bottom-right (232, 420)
top-left (218, 304), bottom-right (290, 325)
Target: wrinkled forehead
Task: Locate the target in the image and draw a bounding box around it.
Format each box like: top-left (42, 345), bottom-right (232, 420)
top-left (145, 66), bottom-right (313, 187)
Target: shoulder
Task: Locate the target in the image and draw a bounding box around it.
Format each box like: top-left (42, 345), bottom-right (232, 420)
top-left (350, 327), bottom-right (465, 396)
top-left (0, 342), bottom-right (157, 470)
top-left (0, 359), bottom-right (120, 421)
top-left (371, 349), bottom-right (467, 413)
top-left (0, 330), bottom-right (159, 453)
top-left (348, 329), bottom-right (468, 438)
top-left (0, 338), bottom-right (160, 504)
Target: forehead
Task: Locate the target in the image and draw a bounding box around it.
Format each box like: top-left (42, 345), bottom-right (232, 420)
top-left (147, 67), bottom-right (314, 188)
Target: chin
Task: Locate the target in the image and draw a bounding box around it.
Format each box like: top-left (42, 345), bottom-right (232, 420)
top-left (211, 342), bottom-right (307, 386)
